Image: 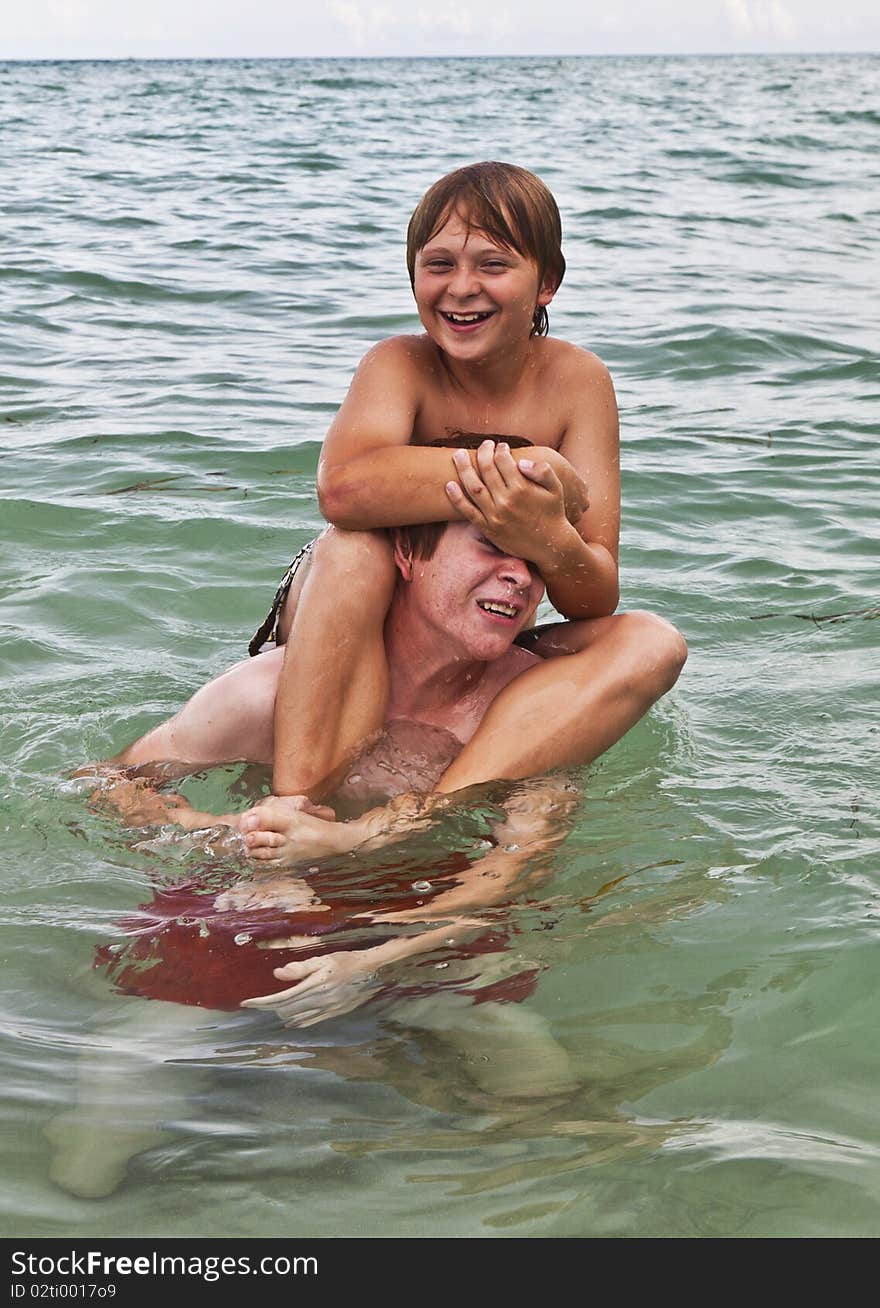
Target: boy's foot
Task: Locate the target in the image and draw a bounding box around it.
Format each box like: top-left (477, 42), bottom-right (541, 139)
top-left (239, 796), bottom-right (345, 867)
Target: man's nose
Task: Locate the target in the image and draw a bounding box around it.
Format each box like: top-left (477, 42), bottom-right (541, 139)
top-left (497, 555), bottom-right (531, 589)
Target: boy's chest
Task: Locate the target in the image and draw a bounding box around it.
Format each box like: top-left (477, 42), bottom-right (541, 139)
top-left (412, 386), bottom-right (569, 449)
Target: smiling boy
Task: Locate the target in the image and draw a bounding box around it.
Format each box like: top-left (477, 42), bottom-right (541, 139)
top-left (259, 161), bottom-right (685, 811)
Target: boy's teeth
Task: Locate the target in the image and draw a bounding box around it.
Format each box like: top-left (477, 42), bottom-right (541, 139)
top-left (446, 312), bottom-right (488, 322)
top-left (477, 600), bottom-right (517, 617)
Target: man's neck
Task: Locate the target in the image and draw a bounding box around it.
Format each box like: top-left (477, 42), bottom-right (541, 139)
top-left (383, 593), bottom-right (491, 721)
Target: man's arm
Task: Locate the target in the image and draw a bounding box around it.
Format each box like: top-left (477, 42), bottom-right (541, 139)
top-left (239, 777), bottom-right (579, 1027)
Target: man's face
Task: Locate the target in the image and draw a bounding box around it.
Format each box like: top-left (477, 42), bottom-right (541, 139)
top-left (404, 523), bottom-right (545, 661)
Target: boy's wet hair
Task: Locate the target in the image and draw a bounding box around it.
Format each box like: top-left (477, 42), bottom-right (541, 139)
top-left (393, 432), bottom-right (532, 562)
top-left (406, 161), bottom-right (566, 338)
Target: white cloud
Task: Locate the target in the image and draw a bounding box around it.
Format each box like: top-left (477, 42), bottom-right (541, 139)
top-left (725, 0), bottom-right (796, 40)
top-left (415, 3), bottom-right (475, 37)
top-left (330, 0), bottom-right (483, 45)
top-left (330, 2), bottom-right (395, 46)
top-left (1, 0), bottom-right (878, 59)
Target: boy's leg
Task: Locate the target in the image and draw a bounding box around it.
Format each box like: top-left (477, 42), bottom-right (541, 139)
top-left (436, 611), bottom-right (687, 792)
top-left (271, 528), bottom-right (396, 799)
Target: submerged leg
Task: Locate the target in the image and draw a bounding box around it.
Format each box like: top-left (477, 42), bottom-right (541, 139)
top-left (271, 527), bottom-right (396, 799)
top-left (436, 610), bottom-right (688, 792)
top-left (45, 1001), bottom-right (217, 1199)
top-left (393, 993), bottom-right (576, 1099)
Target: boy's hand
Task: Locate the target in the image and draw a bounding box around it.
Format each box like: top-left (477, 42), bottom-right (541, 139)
top-left (535, 448), bottom-right (589, 524)
top-left (446, 441), bottom-right (576, 572)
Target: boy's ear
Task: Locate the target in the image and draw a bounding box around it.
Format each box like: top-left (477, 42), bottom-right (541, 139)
top-left (537, 275), bottom-right (558, 307)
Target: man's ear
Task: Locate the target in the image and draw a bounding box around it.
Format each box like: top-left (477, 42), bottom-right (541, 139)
top-left (391, 530), bottom-right (414, 581)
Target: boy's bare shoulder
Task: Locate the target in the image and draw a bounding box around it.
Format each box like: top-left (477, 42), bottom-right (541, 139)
top-left (358, 333), bottom-right (437, 374)
top-left (538, 337), bottom-right (612, 385)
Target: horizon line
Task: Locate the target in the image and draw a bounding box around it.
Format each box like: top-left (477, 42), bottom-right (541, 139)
top-left (1, 48), bottom-right (878, 63)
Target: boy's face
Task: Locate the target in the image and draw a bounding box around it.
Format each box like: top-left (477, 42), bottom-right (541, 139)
top-left (413, 210), bottom-right (555, 360)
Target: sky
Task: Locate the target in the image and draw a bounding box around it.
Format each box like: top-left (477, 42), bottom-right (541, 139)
top-left (1, 0), bottom-right (878, 60)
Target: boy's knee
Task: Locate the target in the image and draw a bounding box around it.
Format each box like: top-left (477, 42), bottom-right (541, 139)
top-left (618, 611), bottom-right (688, 693)
top-left (312, 526), bottom-right (396, 586)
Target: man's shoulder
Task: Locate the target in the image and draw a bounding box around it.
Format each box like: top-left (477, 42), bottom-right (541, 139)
top-left (495, 643), bottom-right (542, 688)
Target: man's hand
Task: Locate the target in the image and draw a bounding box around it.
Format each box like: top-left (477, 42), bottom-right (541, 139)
top-left (241, 951), bottom-right (380, 1027)
top-left (213, 875), bottom-right (329, 915)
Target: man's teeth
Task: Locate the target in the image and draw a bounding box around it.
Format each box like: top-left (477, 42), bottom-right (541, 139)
top-left (477, 600), bottom-right (517, 618)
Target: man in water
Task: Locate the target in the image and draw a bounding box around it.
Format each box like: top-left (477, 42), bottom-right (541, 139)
top-left (52, 518), bottom-right (681, 1198)
top-left (111, 517), bottom-right (548, 825)
top-left (97, 513), bottom-right (683, 1026)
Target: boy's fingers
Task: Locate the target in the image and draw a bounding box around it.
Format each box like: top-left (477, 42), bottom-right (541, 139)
top-left (453, 448), bottom-right (494, 504)
top-left (518, 460), bottom-right (562, 493)
top-left (494, 442), bottom-right (521, 485)
top-left (446, 480), bottom-right (486, 524)
top-left (475, 439), bottom-right (507, 496)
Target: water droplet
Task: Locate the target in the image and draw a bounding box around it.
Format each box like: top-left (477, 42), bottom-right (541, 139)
top-left (234, 932), bottom-right (252, 946)
top-left (412, 879), bottom-right (432, 893)
top-left (434, 961), bottom-right (449, 970)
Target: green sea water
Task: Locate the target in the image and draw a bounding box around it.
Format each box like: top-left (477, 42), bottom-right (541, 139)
top-left (1, 53), bottom-right (878, 1238)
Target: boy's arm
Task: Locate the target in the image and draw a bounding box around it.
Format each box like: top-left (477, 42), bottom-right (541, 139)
top-left (443, 352), bottom-right (620, 620)
top-left (550, 352), bottom-right (621, 618)
top-left (316, 338), bottom-right (586, 528)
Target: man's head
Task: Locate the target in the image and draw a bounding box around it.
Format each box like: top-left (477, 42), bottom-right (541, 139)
top-left (406, 161), bottom-right (566, 338)
top-left (390, 521), bottom-right (545, 664)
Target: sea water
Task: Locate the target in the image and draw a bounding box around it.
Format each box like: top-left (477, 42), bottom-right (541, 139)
top-left (1, 53), bottom-right (878, 1237)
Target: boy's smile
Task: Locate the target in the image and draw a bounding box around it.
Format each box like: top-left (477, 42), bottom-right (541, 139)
top-left (414, 212), bottom-right (554, 357)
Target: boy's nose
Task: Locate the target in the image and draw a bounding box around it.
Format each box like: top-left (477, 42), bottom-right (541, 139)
top-left (449, 267), bottom-right (480, 298)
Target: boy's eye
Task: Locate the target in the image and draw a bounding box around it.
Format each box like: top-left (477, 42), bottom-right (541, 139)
top-left (483, 260), bottom-right (508, 270)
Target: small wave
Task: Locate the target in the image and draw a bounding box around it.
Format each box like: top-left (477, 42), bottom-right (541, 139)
top-left (716, 167), bottom-right (829, 189)
top-left (822, 108), bottom-right (880, 126)
top-left (308, 77), bottom-right (389, 91)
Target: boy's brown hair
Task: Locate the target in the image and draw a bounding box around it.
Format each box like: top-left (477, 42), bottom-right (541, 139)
top-left (406, 161), bottom-right (566, 338)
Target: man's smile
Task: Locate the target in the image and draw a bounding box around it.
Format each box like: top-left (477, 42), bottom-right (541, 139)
top-left (476, 597), bottom-right (520, 622)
